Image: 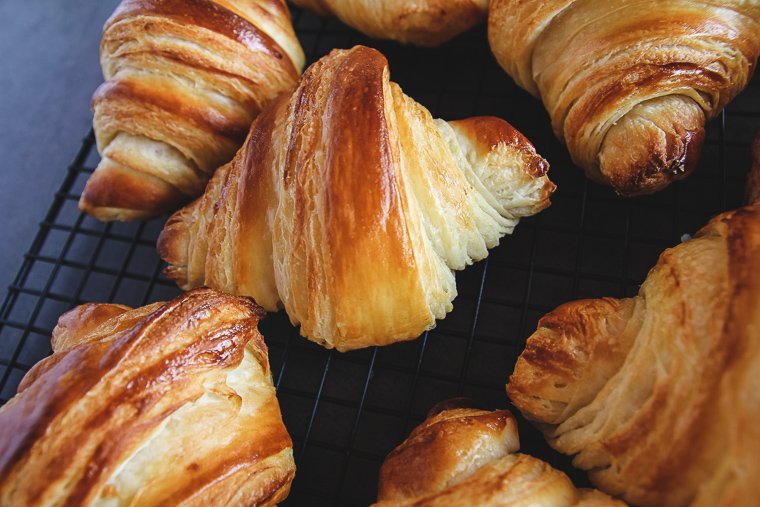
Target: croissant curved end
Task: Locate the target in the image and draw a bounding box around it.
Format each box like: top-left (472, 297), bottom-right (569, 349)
top-left (507, 297), bottom-right (639, 425)
top-left (157, 205), bottom-right (194, 288)
top-left (448, 116), bottom-right (556, 215)
top-left (79, 158), bottom-right (189, 221)
top-left (596, 96), bottom-right (706, 196)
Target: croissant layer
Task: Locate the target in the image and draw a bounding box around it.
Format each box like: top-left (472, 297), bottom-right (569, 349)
top-left (159, 45), bottom-right (555, 351)
top-left (81, 0), bottom-right (305, 221)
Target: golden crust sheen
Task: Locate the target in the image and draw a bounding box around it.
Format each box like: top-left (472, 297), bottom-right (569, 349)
top-left (374, 400), bottom-right (625, 506)
top-left (290, 0), bottom-right (489, 46)
top-left (158, 45), bottom-right (555, 351)
top-left (0, 288), bottom-right (295, 507)
top-left (508, 204), bottom-right (760, 506)
top-left (488, 0), bottom-right (760, 195)
top-left (80, 0), bottom-right (305, 221)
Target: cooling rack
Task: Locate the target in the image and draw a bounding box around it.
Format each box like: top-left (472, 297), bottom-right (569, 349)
top-left (1, 7), bottom-right (758, 506)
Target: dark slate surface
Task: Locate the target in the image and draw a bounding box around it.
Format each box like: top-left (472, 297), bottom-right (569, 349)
top-left (0, 0), bottom-right (120, 295)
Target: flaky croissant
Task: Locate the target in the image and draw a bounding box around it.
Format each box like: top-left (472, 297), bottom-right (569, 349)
top-left (80, 0), bottom-right (305, 221)
top-left (507, 200), bottom-right (760, 505)
top-left (290, 0), bottom-right (488, 46)
top-left (158, 45), bottom-right (555, 351)
top-left (489, 1), bottom-right (760, 195)
top-left (374, 399), bottom-right (625, 506)
top-left (0, 288), bottom-right (295, 506)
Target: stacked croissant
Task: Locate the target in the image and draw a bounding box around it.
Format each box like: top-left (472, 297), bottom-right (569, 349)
top-left (1, 0), bottom-right (759, 505)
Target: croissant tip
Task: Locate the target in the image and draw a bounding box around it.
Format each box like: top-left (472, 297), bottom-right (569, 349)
top-left (79, 167), bottom-right (186, 221)
top-left (595, 95), bottom-right (707, 196)
top-left (601, 125), bottom-right (705, 197)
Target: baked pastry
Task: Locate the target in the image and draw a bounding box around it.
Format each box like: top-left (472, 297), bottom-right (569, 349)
top-left (507, 200), bottom-right (760, 505)
top-left (290, 0), bottom-right (488, 46)
top-left (158, 45), bottom-right (555, 351)
top-left (81, 0), bottom-right (305, 221)
top-left (747, 133), bottom-right (760, 204)
top-left (0, 288), bottom-right (295, 506)
top-left (488, 1), bottom-right (760, 195)
top-left (374, 399), bottom-right (625, 506)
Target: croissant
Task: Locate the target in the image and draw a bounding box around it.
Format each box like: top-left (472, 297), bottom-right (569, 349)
top-left (374, 399), bottom-right (625, 506)
top-left (158, 45), bottom-right (555, 351)
top-left (507, 200), bottom-right (760, 505)
top-left (290, 0), bottom-right (488, 46)
top-left (0, 288), bottom-right (295, 506)
top-left (80, 0), bottom-right (305, 221)
top-left (488, 1), bottom-right (760, 195)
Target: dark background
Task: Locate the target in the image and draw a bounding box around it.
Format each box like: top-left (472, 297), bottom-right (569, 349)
top-left (0, 0), bottom-right (119, 293)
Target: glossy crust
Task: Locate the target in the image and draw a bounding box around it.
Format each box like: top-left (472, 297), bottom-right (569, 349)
top-left (374, 400), bottom-right (625, 506)
top-left (158, 46), bottom-right (555, 351)
top-left (81, 0), bottom-right (305, 221)
top-left (508, 204), bottom-right (760, 506)
top-left (488, 0), bottom-right (760, 195)
top-left (290, 0), bottom-right (488, 46)
top-left (0, 288), bottom-right (295, 506)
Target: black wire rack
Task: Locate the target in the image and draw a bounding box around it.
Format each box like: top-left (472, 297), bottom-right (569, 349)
top-left (1, 7), bottom-right (759, 506)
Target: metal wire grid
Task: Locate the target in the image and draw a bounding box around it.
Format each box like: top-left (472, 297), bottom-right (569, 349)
top-left (1, 7), bottom-right (759, 506)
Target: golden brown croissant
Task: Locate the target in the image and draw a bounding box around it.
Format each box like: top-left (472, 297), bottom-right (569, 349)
top-left (374, 399), bottom-right (625, 506)
top-left (290, 0), bottom-right (488, 46)
top-left (158, 45), bottom-right (555, 351)
top-left (489, 1), bottom-right (760, 195)
top-left (80, 0), bottom-right (305, 221)
top-left (507, 202), bottom-right (760, 506)
top-left (0, 288), bottom-right (295, 506)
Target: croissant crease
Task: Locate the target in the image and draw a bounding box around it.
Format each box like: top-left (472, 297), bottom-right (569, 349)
top-left (81, 0), bottom-right (305, 221)
top-left (488, 0), bottom-right (760, 195)
top-left (0, 288), bottom-right (295, 506)
top-left (374, 400), bottom-right (625, 506)
top-left (290, 0), bottom-right (489, 46)
top-left (158, 45), bottom-right (555, 351)
top-left (507, 200), bottom-right (760, 505)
